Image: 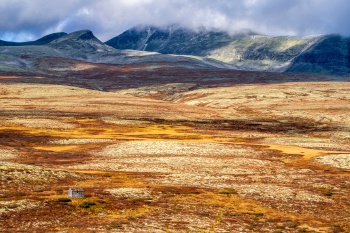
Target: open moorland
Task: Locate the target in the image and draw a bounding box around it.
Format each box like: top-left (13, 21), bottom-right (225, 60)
top-left (0, 59), bottom-right (350, 232)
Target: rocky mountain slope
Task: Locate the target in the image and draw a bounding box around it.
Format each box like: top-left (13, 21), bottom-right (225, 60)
top-left (105, 25), bottom-right (319, 72)
top-left (48, 30), bottom-right (112, 54)
top-left (106, 25), bottom-right (256, 56)
top-left (0, 30), bottom-right (226, 75)
top-left (106, 25), bottom-right (350, 75)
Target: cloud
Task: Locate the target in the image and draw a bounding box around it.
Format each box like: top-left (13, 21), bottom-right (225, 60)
top-left (0, 0), bottom-right (349, 42)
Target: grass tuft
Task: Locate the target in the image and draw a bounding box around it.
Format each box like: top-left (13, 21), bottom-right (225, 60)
top-left (79, 201), bottom-right (96, 208)
top-left (58, 197), bottom-right (72, 203)
top-left (218, 188), bottom-right (238, 195)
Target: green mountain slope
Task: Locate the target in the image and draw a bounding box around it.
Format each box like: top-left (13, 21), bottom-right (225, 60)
top-left (106, 25), bottom-right (323, 72)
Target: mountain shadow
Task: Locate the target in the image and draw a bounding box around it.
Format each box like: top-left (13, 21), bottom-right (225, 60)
top-left (286, 35), bottom-right (350, 76)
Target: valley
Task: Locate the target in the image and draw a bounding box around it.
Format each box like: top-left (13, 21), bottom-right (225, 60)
top-left (1, 58), bottom-right (350, 232)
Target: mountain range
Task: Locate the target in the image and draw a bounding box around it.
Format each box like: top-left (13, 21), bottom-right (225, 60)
top-left (0, 29), bottom-right (225, 75)
top-left (0, 25), bottom-right (349, 76)
top-left (106, 25), bottom-right (350, 75)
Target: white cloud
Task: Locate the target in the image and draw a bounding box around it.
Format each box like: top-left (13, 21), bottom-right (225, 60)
top-left (0, 0), bottom-right (349, 41)
top-left (42, 19), bottom-right (70, 36)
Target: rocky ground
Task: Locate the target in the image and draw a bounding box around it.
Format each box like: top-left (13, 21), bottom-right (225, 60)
top-left (0, 61), bottom-right (350, 232)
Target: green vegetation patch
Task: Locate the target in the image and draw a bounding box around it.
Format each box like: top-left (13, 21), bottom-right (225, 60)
top-left (58, 197), bottom-right (72, 202)
top-left (79, 201), bottom-right (96, 208)
top-left (218, 188), bottom-right (238, 195)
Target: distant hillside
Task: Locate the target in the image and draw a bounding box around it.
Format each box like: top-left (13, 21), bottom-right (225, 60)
top-left (286, 35), bottom-right (350, 75)
top-left (106, 25), bottom-right (350, 75)
top-left (48, 30), bottom-right (115, 58)
top-left (106, 25), bottom-right (324, 72)
top-left (106, 25), bottom-right (258, 56)
top-left (0, 29), bottom-right (225, 75)
top-left (0, 32), bottom-right (67, 46)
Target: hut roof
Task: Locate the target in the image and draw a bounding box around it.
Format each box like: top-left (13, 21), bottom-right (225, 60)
top-left (69, 187), bottom-right (84, 191)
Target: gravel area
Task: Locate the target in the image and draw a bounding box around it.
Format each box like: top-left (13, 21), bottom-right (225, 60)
top-left (68, 141), bottom-right (267, 173)
top-left (50, 138), bottom-right (116, 145)
top-left (261, 136), bottom-right (350, 150)
top-left (0, 200), bottom-right (41, 214)
top-left (148, 168), bottom-right (318, 190)
top-left (0, 148), bottom-right (18, 160)
top-left (235, 184), bottom-right (333, 203)
top-left (98, 141), bottom-right (262, 157)
top-left (0, 162), bottom-right (80, 185)
top-left (68, 156), bottom-right (275, 174)
top-left (106, 187), bottom-right (153, 199)
top-left (315, 154), bottom-right (350, 169)
top-left (4, 118), bottom-right (76, 129)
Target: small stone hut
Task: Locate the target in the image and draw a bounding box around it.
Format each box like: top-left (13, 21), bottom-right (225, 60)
top-left (68, 187), bottom-right (84, 198)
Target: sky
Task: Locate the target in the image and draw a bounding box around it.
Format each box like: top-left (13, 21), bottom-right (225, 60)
top-left (0, 0), bottom-right (349, 42)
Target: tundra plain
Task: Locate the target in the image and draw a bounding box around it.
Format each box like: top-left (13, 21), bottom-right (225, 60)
top-left (0, 59), bottom-right (350, 232)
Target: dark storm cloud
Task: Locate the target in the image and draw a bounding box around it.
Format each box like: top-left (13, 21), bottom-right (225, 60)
top-left (0, 0), bottom-right (349, 42)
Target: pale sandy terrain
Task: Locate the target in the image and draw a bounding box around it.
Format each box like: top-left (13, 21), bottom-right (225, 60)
top-left (3, 118), bottom-right (76, 129)
top-left (0, 148), bottom-right (18, 160)
top-left (316, 154), bottom-right (350, 169)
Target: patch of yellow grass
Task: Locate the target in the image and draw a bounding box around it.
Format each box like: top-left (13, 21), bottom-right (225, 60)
top-left (0, 121), bottom-right (206, 140)
top-left (171, 192), bottom-right (289, 218)
top-left (263, 144), bottom-right (348, 160)
top-left (33, 145), bottom-right (81, 152)
top-left (107, 206), bottom-right (158, 219)
top-left (266, 144), bottom-right (325, 159)
top-left (276, 39), bottom-right (308, 52)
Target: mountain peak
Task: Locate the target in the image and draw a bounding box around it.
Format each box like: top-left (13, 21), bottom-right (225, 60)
top-left (48, 30), bottom-right (113, 57)
top-left (50, 30), bottom-right (100, 44)
top-left (34, 32), bottom-right (67, 43)
top-left (69, 30), bottom-right (95, 40)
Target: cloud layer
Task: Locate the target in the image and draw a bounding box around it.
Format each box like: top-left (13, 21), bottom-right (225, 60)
top-left (0, 0), bottom-right (349, 41)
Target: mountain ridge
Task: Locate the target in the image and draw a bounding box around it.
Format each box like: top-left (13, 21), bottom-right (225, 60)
top-left (106, 25), bottom-right (350, 75)
top-left (0, 29), bottom-right (227, 75)
top-left (0, 27), bottom-right (349, 75)
top-left (0, 32), bottom-right (67, 46)
top-left (106, 24), bottom-right (258, 56)
top-left (47, 29), bottom-right (115, 57)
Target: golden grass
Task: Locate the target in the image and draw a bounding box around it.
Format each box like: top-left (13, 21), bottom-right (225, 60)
top-left (72, 171), bottom-right (148, 188)
top-left (171, 192), bottom-right (296, 220)
top-left (0, 121), bottom-right (211, 141)
top-left (264, 144), bottom-right (327, 160)
top-left (107, 206), bottom-right (158, 219)
top-left (33, 145), bottom-right (82, 152)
